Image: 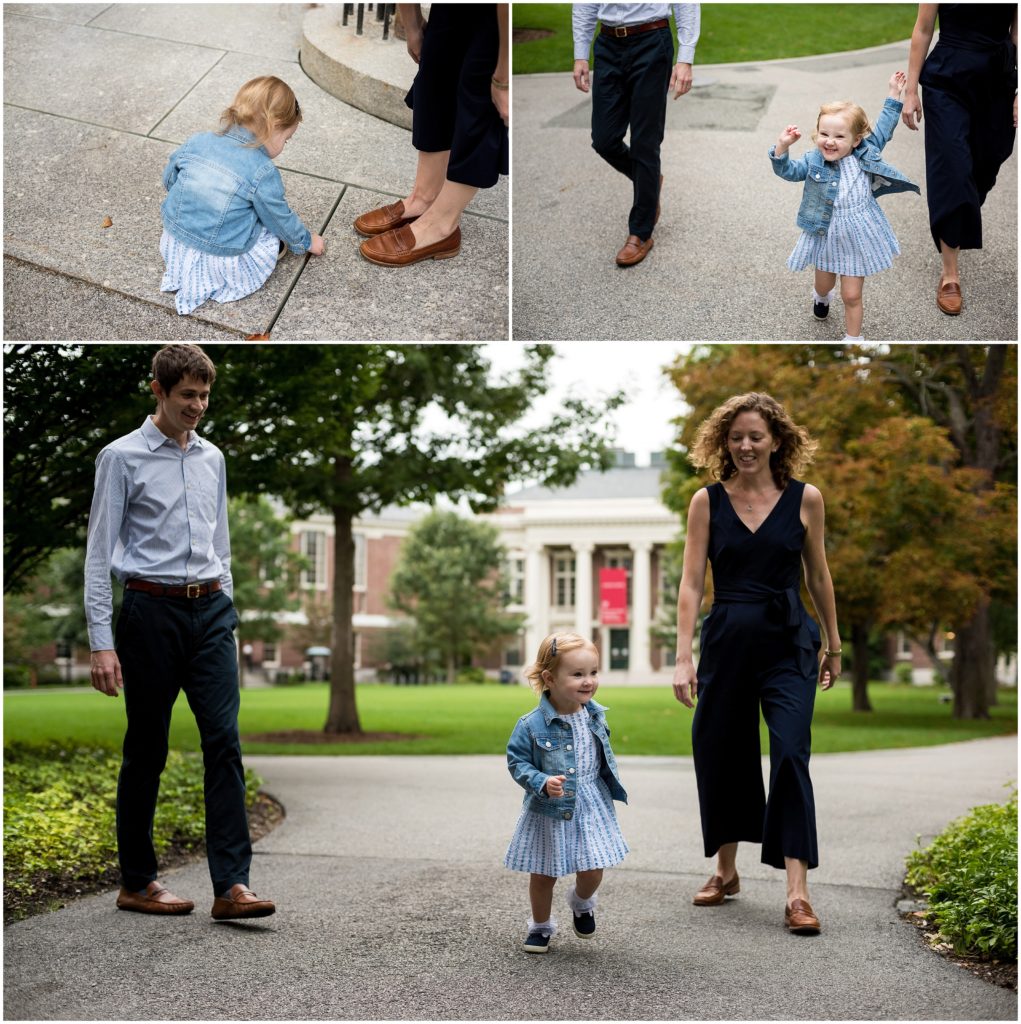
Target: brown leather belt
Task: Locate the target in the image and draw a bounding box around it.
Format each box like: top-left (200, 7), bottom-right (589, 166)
top-left (600, 18), bottom-right (669, 38)
top-left (126, 579), bottom-right (222, 598)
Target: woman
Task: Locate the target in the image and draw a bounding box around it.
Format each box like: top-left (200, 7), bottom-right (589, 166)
top-left (901, 4), bottom-right (1017, 315)
top-left (672, 393), bottom-right (841, 934)
top-left (356, 3), bottom-right (509, 267)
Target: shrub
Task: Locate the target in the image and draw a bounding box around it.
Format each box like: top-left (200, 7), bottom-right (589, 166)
top-left (455, 667), bottom-right (489, 685)
top-left (3, 743), bottom-right (261, 915)
top-left (894, 663), bottom-right (914, 685)
top-left (905, 789), bottom-right (1018, 959)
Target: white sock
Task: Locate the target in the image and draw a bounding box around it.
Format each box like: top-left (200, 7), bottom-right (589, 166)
top-left (813, 288), bottom-right (835, 305)
top-left (527, 917), bottom-right (557, 936)
top-left (842, 334), bottom-right (864, 342)
top-left (566, 885), bottom-right (598, 913)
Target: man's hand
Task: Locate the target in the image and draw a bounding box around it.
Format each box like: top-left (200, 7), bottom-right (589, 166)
top-left (573, 59), bottom-right (591, 93)
top-left (669, 62), bottom-right (692, 99)
top-left (406, 19), bottom-right (426, 63)
top-left (91, 650), bottom-right (123, 697)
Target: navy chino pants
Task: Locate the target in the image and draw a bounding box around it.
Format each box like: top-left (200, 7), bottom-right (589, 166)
top-left (591, 26), bottom-right (673, 241)
top-left (115, 586), bottom-right (251, 894)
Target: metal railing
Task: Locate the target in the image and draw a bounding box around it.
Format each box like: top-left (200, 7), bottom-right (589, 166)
top-left (341, 4), bottom-right (397, 40)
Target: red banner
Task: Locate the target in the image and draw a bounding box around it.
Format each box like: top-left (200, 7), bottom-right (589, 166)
top-left (599, 568), bottom-right (628, 625)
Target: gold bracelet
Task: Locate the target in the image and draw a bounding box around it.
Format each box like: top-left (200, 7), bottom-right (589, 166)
top-left (824, 649), bottom-right (842, 657)
top-left (492, 76), bottom-right (509, 90)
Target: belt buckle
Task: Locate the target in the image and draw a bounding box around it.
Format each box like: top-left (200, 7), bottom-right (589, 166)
top-left (614, 25), bottom-right (628, 37)
top-left (186, 583), bottom-right (202, 598)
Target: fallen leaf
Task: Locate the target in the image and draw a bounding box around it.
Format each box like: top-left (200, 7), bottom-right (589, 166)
top-left (101, 216), bottom-right (113, 228)
top-left (244, 333), bottom-right (271, 341)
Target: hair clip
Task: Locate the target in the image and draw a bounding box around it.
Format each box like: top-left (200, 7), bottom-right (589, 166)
top-left (550, 636), bottom-right (557, 657)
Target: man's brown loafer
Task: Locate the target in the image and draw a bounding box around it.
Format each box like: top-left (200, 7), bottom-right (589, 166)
top-left (353, 200), bottom-right (417, 237)
top-left (211, 884), bottom-right (276, 920)
top-left (784, 898), bottom-right (821, 934)
top-left (692, 873), bottom-right (740, 906)
top-left (936, 277), bottom-right (962, 315)
top-left (116, 881), bottom-right (194, 915)
top-left (359, 224), bottom-right (461, 267)
top-left (616, 234), bottom-right (654, 267)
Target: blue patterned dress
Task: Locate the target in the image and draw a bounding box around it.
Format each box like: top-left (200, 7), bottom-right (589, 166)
top-left (504, 709), bottom-right (629, 877)
top-left (787, 154), bottom-right (900, 277)
top-left (159, 227), bottom-right (280, 315)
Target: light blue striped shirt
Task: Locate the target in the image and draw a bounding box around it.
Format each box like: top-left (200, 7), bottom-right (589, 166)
top-left (572, 4), bottom-right (700, 62)
top-left (84, 415), bottom-right (233, 650)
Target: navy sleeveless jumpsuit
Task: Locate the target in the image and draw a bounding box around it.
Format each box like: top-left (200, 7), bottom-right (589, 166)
top-left (691, 479), bottom-right (822, 870)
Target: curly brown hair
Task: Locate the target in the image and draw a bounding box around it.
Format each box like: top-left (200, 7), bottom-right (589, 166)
top-left (689, 392), bottom-right (818, 489)
top-left (525, 631), bottom-right (597, 695)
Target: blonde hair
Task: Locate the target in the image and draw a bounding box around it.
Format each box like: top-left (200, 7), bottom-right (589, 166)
top-left (689, 392), bottom-right (818, 490)
top-left (525, 631), bottom-right (597, 694)
top-left (812, 101), bottom-right (871, 145)
top-left (219, 76), bottom-right (302, 149)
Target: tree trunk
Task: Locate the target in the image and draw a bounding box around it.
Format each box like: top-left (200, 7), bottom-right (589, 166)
top-left (850, 619), bottom-right (873, 712)
top-left (951, 598), bottom-right (994, 720)
top-left (446, 653), bottom-right (457, 685)
top-left (324, 492), bottom-right (362, 734)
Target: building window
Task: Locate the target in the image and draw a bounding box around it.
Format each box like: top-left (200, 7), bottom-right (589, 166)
top-left (300, 530), bottom-right (327, 590)
top-left (354, 533), bottom-right (366, 588)
top-left (553, 554), bottom-right (576, 609)
top-left (507, 556), bottom-right (525, 604)
top-left (262, 642), bottom-right (278, 665)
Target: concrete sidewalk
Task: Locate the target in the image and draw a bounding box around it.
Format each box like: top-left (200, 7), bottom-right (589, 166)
top-left (2, 4), bottom-right (508, 340)
top-left (4, 736), bottom-right (1017, 1020)
top-left (512, 44), bottom-right (1018, 341)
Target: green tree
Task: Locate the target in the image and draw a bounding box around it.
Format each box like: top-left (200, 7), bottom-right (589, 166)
top-left (201, 344), bottom-right (623, 735)
top-left (389, 509), bottom-right (524, 683)
top-left (3, 345), bottom-right (154, 593)
top-left (228, 496), bottom-right (307, 687)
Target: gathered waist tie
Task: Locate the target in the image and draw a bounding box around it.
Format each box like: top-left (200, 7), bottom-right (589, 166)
top-left (712, 583), bottom-right (814, 650)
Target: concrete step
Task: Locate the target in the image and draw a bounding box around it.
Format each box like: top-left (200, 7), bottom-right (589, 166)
top-left (301, 4), bottom-right (431, 130)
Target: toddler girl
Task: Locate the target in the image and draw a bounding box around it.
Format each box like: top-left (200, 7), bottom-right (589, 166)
top-left (160, 76), bottom-right (325, 315)
top-left (769, 71), bottom-right (920, 341)
top-left (504, 631), bottom-right (628, 954)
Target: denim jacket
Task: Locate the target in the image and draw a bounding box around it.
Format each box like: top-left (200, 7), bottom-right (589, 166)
top-left (161, 125), bottom-right (312, 257)
top-left (768, 98), bottom-right (920, 236)
top-left (506, 693), bottom-right (627, 822)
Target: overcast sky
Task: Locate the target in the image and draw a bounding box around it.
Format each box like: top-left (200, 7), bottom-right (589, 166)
top-left (483, 341), bottom-right (694, 466)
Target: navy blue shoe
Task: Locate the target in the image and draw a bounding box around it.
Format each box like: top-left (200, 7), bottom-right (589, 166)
top-left (813, 298), bottom-right (830, 321)
top-left (523, 930), bottom-right (551, 954)
top-left (572, 909), bottom-right (596, 938)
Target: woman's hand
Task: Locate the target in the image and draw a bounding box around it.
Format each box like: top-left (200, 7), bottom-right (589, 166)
top-left (405, 19), bottom-right (426, 63)
top-left (544, 774), bottom-right (567, 798)
top-left (672, 661), bottom-right (698, 708)
top-left (309, 233), bottom-right (325, 256)
top-left (888, 70), bottom-right (906, 99)
top-left (901, 91), bottom-right (922, 130)
top-left (491, 80), bottom-right (509, 126)
top-left (818, 653), bottom-right (840, 690)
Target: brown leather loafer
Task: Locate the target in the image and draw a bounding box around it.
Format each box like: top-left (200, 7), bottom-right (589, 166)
top-left (936, 277), bottom-right (962, 315)
top-left (353, 200), bottom-right (417, 237)
top-left (784, 898), bottom-right (821, 934)
top-left (116, 881), bottom-right (194, 915)
top-left (211, 884), bottom-right (276, 920)
top-left (692, 873), bottom-right (740, 906)
top-left (616, 234), bottom-right (654, 267)
top-left (360, 224), bottom-right (461, 267)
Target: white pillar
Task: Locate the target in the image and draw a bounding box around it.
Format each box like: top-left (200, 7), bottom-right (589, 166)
top-left (573, 541), bottom-right (594, 641)
top-left (524, 544), bottom-right (549, 670)
top-left (631, 541), bottom-right (652, 679)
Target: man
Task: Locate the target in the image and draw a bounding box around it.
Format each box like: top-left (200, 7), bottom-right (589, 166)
top-left (573, 3), bottom-right (700, 266)
top-left (85, 344), bottom-right (274, 921)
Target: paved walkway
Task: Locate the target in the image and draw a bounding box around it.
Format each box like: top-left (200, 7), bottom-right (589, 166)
top-left (2, 4), bottom-right (508, 340)
top-left (513, 43), bottom-right (1017, 341)
top-left (4, 736), bottom-right (1017, 1020)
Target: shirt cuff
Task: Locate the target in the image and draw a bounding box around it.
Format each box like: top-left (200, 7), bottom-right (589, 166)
top-left (89, 627), bottom-right (114, 651)
top-left (676, 45), bottom-right (695, 64)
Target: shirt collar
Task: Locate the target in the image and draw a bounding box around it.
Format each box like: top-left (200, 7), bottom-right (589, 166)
top-left (539, 692), bottom-right (606, 724)
top-left (141, 414), bottom-right (204, 452)
top-left (223, 123), bottom-right (261, 149)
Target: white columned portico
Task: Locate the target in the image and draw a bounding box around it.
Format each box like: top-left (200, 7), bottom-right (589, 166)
top-left (631, 541), bottom-right (653, 677)
top-left (572, 541), bottom-right (594, 640)
top-left (524, 544), bottom-right (549, 663)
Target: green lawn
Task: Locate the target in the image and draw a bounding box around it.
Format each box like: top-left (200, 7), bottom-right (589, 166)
top-left (4, 683), bottom-right (1016, 756)
top-left (512, 4), bottom-right (918, 74)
